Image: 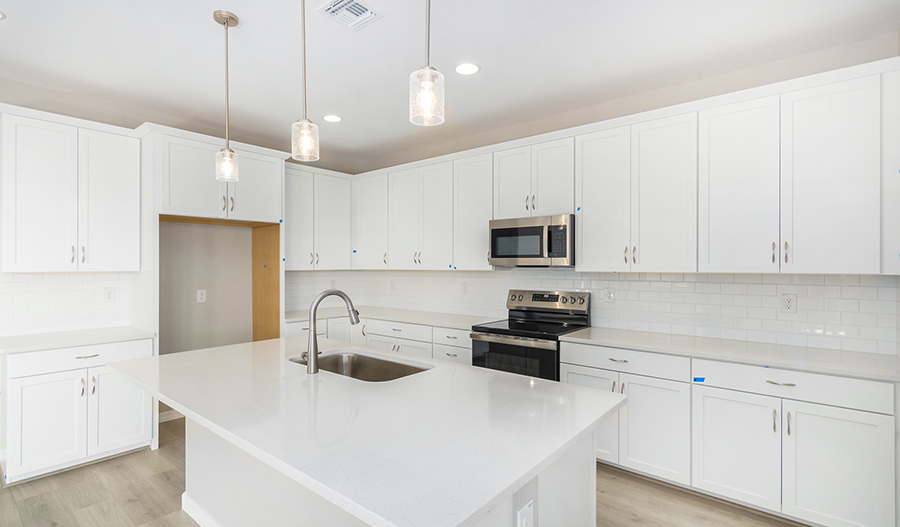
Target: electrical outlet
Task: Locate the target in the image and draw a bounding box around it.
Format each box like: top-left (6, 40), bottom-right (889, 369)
top-left (604, 287), bottom-right (616, 303)
top-left (389, 280), bottom-right (395, 292)
top-left (197, 290), bottom-right (207, 303)
top-left (516, 499), bottom-right (534, 527)
top-left (104, 287), bottom-right (116, 303)
top-left (781, 293), bottom-right (797, 313)
top-left (461, 283), bottom-right (468, 295)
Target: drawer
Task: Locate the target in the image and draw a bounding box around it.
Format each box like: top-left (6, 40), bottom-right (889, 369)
top-left (432, 327), bottom-right (472, 349)
top-left (367, 319), bottom-right (432, 343)
top-left (284, 321), bottom-right (326, 338)
top-left (7, 339), bottom-right (153, 379)
top-left (560, 343), bottom-right (690, 382)
top-left (692, 359), bottom-right (894, 415)
top-left (433, 343), bottom-right (472, 365)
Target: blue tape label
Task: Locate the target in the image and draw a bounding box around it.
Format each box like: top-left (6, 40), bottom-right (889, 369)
top-left (693, 377), bottom-right (705, 382)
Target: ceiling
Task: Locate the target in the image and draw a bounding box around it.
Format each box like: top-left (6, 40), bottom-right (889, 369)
top-left (0, 0), bottom-right (898, 173)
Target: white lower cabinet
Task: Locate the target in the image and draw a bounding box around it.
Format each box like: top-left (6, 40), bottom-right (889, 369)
top-left (782, 400), bottom-right (895, 527)
top-left (87, 365), bottom-right (152, 457)
top-left (691, 385), bottom-right (781, 512)
top-left (284, 321), bottom-right (326, 339)
top-left (618, 373), bottom-right (691, 485)
top-left (366, 333), bottom-right (433, 358)
top-left (559, 363), bottom-right (619, 463)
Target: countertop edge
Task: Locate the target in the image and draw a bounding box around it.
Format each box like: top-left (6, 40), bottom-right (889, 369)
top-left (0, 326), bottom-right (157, 355)
top-left (284, 306), bottom-right (498, 332)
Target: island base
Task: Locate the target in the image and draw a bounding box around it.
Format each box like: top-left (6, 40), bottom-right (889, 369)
top-left (180, 418), bottom-right (597, 527)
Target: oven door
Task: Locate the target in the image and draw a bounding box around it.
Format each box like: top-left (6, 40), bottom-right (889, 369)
top-left (470, 332), bottom-right (559, 381)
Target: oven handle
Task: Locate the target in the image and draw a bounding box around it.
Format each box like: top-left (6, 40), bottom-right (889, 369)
top-left (469, 332), bottom-right (558, 351)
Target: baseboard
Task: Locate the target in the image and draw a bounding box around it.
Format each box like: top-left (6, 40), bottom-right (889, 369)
top-left (159, 409), bottom-right (184, 423)
top-left (182, 492), bottom-right (222, 527)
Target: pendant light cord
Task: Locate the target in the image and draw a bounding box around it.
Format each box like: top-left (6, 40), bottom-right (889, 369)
top-left (301, 0), bottom-right (308, 120)
top-left (425, 0), bottom-right (431, 66)
top-left (224, 20), bottom-right (230, 150)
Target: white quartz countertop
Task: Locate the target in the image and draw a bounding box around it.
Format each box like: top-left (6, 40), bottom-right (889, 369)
top-left (0, 326), bottom-right (155, 355)
top-left (110, 337), bottom-right (625, 527)
top-left (561, 327), bottom-right (900, 383)
top-left (285, 306), bottom-right (499, 332)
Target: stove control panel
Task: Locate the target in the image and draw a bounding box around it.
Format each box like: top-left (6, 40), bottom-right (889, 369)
top-left (506, 290), bottom-right (590, 313)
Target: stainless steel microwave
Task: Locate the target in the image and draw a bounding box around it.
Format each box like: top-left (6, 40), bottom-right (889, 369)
top-left (488, 215), bottom-right (574, 267)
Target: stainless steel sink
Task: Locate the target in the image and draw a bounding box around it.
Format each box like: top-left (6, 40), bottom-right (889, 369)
top-left (290, 352), bottom-right (429, 382)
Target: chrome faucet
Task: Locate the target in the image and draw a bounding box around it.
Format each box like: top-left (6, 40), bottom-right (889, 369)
top-left (306, 289), bottom-right (360, 374)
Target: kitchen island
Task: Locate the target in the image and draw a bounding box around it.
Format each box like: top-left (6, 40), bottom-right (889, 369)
top-left (109, 336), bottom-right (625, 527)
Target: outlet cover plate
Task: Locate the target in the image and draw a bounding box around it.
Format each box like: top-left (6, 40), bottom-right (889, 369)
top-left (104, 287), bottom-right (116, 303)
top-left (604, 287), bottom-right (616, 303)
top-left (197, 290), bottom-right (207, 303)
top-left (516, 498), bottom-right (534, 527)
top-left (781, 293), bottom-right (797, 313)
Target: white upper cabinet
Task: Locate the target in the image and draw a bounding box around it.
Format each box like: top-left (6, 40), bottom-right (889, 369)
top-left (228, 150), bottom-right (283, 223)
top-left (493, 138), bottom-right (574, 220)
top-left (780, 76), bottom-right (881, 275)
top-left (284, 167), bottom-right (314, 271)
top-left (454, 154), bottom-right (493, 271)
top-left (575, 126), bottom-right (631, 273)
top-left (698, 97), bottom-right (780, 274)
top-left (352, 175), bottom-right (389, 270)
top-left (314, 174), bottom-right (352, 270)
top-left (881, 71), bottom-right (900, 275)
top-left (630, 113), bottom-right (698, 273)
top-left (1, 114), bottom-right (139, 273)
top-left (389, 162), bottom-right (453, 271)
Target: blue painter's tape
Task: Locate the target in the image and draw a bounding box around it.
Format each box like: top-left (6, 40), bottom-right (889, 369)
top-left (279, 219), bottom-right (283, 223)
top-left (264, 265), bottom-right (266, 268)
top-left (353, 250), bottom-right (357, 253)
top-left (577, 207), bottom-right (581, 211)
top-left (282, 258), bottom-right (285, 261)
top-left (448, 264), bottom-right (452, 268)
top-left (693, 377), bottom-right (705, 382)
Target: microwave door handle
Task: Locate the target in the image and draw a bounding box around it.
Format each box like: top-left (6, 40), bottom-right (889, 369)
top-left (545, 225), bottom-right (552, 258)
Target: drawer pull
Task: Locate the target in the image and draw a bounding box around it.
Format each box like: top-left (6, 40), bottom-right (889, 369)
top-left (608, 358), bottom-right (629, 363)
top-left (445, 335), bottom-right (458, 340)
top-left (445, 352), bottom-right (458, 357)
top-left (392, 328), bottom-right (402, 332)
top-left (76, 354), bottom-right (100, 360)
top-left (766, 380), bottom-right (796, 387)
top-left (773, 409), bottom-right (777, 433)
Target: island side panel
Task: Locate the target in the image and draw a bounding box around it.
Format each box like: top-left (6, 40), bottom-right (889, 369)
top-left (182, 419), bottom-right (369, 527)
top-left (538, 430), bottom-right (596, 526)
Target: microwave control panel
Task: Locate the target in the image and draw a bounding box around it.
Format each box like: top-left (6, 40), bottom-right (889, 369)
top-left (548, 225), bottom-right (568, 257)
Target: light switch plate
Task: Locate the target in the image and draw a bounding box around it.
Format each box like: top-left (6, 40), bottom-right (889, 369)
top-left (516, 498), bottom-right (534, 527)
top-left (197, 290), bottom-right (207, 303)
top-left (781, 293), bottom-right (797, 313)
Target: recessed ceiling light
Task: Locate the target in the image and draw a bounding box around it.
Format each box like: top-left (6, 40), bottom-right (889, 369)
top-left (323, 115), bottom-right (342, 123)
top-left (455, 63), bottom-right (480, 75)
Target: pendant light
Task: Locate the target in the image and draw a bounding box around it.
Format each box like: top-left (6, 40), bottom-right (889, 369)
top-left (409, 0), bottom-right (444, 126)
top-left (291, 0), bottom-right (319, 162)
top-left (214, 10), bottom-right (239, 182)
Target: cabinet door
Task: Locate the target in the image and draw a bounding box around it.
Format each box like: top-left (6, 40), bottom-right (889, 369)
top-left (77, 129), bottom-right (141, 272)
top-left (327, 318), bottom-right (352, 342)
top-left (493, 146), bottom-right (532, 220)
top-left (560, 364), bottom-right (619, 464)
top-left (691, 385), bottom-right (781, 512)
top-left (86, 365), bottom-right (152, 457)
top-left (780, 76), bottom-right (881, 274)
top-left (228, 151), bottom-right (282, 223)
top-left (575, 127), bottom-right (631, 272)
top-left (314, 175), bottom-right (352, 270)
top-left (419, 162), bottom-right (454, 270)
top-left (159, 134), bottom-right (227, 218)
top-left (352, 175), bottom-right (389, 269)
top-left (618, 373), bottom-right (691, 485)
top-left (881, 71), bottom-right (900, 275)
top-left (397, 339), bottom-right (433, 358)
top-left (7, 369), bottom-right (87, 478)
top-left (454, 154), bottom-right (493, 270)
top-left (1, 114), bottom-right (78, 272)
top-left (630, 113), bottom-right (698, 273)
top-left (698, 97), bottom-right (780, 273)
top-left (782, 400), bottom-right (895, 527)
top-left (531, 138), bottom-right (574, 217)
top-left (389, 169), bottom-right (421, 270)
top-left (284, 167), bottom-right (315, 270)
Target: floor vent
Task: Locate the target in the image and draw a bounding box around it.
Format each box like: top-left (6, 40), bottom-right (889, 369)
top-left (318, 0), bottom-right (383, 31)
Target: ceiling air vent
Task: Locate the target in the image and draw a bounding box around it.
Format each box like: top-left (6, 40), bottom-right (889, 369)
top-left (318, 0), bottom-right (383, 31)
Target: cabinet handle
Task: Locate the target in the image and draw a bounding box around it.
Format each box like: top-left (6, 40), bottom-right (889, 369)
top-left (446, 352), bottom-right (458, 357)
top-left (362, 324), bottom-right (366, 336)
top-left (787, 411), bottom-right (791, 436)
top-left (301, 327), bottom-right (309, 331)
top-left (531, 194), bottom-right (535, 210)
top-left (414, 252), bottom-right (417, 264)
top-left (76, 354), bottom-right (100, 359)
top-left (632, 246), bottom-right (637, 264)
top-left (525, 195), bottom-right (529, 211)
top-left (611, 381), bottom-right (616, 392)
top-left (80, 378), bottom-right (85, 397)
top-left (487, 250), bottom-right (490, 264)
top-left (383, 253), bottom-right (387, 265)
top-left (620, 382), bottom-right (625, 394)
top-left (392, 328), bottom-right (402, 332)
top-left (230, 197), bottom-right (234, 212)
top-left (91, 376), bottom-right (96, 395)
top-left (71, 245), bottom-right (75, 264)
top-left (446, 335), bottom-right (458, 340)
top-left (773, 409), bottom-right (777, 433)
top-left (772, 241), bottom-right (776, 263)
top-left (608, 358), bottom-right (629, 363)
top-left (81, 246), bottom-right (86, 264)
top-left (624, 246), bottom-right (628, 264)
top-left (784, 242), bottom-right (789, 263)
top-left (222, 196), bottom-right (227, 211)
top-left (315, 253), bottom-right (319, 265)
top-left (310, 253), bottom-right (314, 265)
top-left (765, 380), bottom-right (796, 387)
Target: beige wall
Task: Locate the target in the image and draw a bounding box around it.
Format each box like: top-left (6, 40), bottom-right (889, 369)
top-left (159, 222), bottom-right (253, 355)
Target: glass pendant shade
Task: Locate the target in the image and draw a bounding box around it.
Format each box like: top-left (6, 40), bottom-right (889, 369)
top-left (291, 119), bottom-right (320, 162)
top-left (409, 66), bottom-right (444, 126)
top-left (215, 148), bottom-right (239, 182)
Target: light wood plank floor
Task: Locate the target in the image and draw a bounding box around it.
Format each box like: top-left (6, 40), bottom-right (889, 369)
top-left (2, 418), bottom-right (804, 527)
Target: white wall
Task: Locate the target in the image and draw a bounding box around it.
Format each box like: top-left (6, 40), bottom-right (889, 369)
top-left (286, 270), bottom-right (900, 356)
top-left (159, 222), bottom-right (252, 355)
